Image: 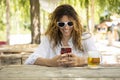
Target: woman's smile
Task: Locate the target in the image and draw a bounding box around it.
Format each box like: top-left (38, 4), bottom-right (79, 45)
top-left (59, 15), bottom-right (73, 38)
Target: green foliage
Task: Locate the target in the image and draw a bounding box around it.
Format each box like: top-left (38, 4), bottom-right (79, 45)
top-left (80, 0), bottom-right (89, 8)
top-left (0, 0), bottom-right (120, 41)
top-left (107, 0), bottom-right (120, 14)
top-left (0, 20), bottom-right (5, 30)
top-left (10, 0), bottom-right (30, 31)
top-left (0, 0), bottom-right (6, 31)
top-left (0, 0), bottom-right (30, 40)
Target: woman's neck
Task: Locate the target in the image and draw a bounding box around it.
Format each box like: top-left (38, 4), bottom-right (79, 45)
top-left (61, 36), bottom-right (71, 46)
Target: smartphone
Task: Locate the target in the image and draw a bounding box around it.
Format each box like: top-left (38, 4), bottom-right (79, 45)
top-left (61, 47), bottom-right (71, 54)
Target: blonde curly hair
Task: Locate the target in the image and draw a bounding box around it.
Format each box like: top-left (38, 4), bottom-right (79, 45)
top-left (45, 4), bottom-right (83, 51)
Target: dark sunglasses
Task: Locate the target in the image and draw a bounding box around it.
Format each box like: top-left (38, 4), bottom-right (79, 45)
top-left (57, 21), bottom-right (73, 27)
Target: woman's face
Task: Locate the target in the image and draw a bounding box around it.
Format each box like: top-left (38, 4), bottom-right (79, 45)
top-left (58, 15), bottom-right (73, 38)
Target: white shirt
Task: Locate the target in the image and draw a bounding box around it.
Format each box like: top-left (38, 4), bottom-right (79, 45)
top-left (25, 32), bottom-right (97, 65)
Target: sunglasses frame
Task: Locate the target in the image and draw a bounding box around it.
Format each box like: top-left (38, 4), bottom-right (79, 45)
top-left (57, 21), bottom-right (73, 28)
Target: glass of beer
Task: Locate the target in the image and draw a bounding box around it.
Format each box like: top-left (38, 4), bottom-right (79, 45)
top-left (87, 51), bottom-right (102, 68)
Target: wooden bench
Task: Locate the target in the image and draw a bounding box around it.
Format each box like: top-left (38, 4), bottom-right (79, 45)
top-left (0, 44), bottom-right (38, 65)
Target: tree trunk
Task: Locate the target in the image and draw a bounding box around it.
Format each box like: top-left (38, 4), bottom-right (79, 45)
top-left (6, 0), bottom-right (10, 45)
top-left (90, 0), bottom-right (95, 33)
top-left (86, 4), bottom-right (89, 32)
top-left (30, 0), bottom-right (41, 44)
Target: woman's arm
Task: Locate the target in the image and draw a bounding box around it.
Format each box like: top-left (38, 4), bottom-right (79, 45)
top-left (33, 53), bottom-right (87, 67)
top-left (65, 53), bottom-right (87, 67)
top-left (77, 56), bottom-right (88, 67)
top-left (34, 55), bottom-right (61, 67)
top-left (34, 57), bottom-right (51, 66)
top-left (24, 36), bottom-right (51, 65)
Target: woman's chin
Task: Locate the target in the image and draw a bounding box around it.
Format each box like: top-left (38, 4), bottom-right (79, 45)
top-left (63, 34), bottom-right (71, 37)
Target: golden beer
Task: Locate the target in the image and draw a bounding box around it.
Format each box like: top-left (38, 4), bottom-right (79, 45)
top-left (88, 57), bottom-right (100, 67)
top-left (87, 51), bottom-right (101, 68)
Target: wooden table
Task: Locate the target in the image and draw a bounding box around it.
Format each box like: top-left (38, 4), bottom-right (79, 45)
top-left (0, 65), bottom-right (120, 80)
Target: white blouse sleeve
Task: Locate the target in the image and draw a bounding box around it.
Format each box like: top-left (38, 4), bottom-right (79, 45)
top-left (82, 32), bottom-right (97, 53)
top-left (24, 36), bottom-right (50, 65)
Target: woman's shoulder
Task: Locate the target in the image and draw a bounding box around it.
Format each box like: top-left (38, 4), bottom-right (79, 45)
top-left (41, 35), bottom-right (49, 41)
top-left (82, 32), bottom-right (92, 40)
top-left (40, 35), bottom-right (51, 46)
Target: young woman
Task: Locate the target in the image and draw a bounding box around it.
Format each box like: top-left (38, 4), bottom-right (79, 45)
top-left (25, 4), bottom-right (97, 67)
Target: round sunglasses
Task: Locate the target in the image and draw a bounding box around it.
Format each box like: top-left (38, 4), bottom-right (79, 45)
top-left (57, 21), bottom-right (73, 27)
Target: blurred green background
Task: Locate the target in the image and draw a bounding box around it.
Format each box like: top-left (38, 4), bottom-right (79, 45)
top-left (0, 0), bottom-right (120, 42)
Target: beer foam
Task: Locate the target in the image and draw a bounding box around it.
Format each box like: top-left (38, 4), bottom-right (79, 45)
top-left (88, 51), bottom-right (101, 58)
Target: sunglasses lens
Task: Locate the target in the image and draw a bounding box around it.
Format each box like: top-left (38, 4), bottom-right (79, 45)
top-left (58, 22), bottom-right (65, 27)
top-left (68, 22), bottom-right (73, 26)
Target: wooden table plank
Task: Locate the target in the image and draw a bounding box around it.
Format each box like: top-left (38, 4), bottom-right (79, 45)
top-left (0, 48), bottom-right (35, 53)
top-left (0, 44), bottom-right (38, 53)
top-left (0, 65), bottom-right (120, 80)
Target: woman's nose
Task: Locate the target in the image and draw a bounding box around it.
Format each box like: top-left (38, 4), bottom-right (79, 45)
top-left (64, 24), bottom-right (69, 29)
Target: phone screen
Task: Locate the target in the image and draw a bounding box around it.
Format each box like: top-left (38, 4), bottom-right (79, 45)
top-left (61, 47), bottom-right (71, 54)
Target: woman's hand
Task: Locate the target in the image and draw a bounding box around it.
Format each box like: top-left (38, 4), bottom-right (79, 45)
top-left (67, 53), bottom-right (88, 67)
top-left (57, 53), bottom-right (82, 67)
top-left (66, 53), bottom-right (80, 67)
top-left (57, 53), bottom-right (70, 67)
top-left (48, 55), bottom-right (61, 67)
top-left (48, 54), bottom-right (69, 67)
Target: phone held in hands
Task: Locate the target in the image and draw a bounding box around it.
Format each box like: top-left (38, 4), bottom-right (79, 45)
top-left (61, 46), bottom-right (72, 54)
